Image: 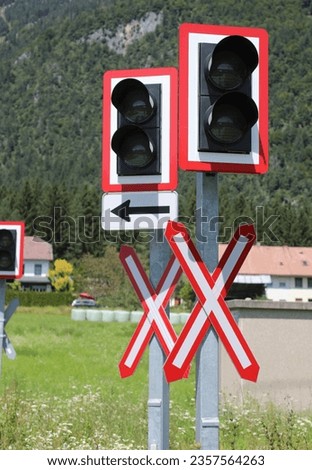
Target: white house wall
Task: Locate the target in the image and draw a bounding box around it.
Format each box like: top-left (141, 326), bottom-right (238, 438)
top-left (23, 260), bottom-right (50, 277)
top-left (265, 275), bottom-right (312, 302)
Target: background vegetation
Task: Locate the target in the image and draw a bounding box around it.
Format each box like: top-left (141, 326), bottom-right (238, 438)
top-left (1, 2), bottom-right (312, 450)
top-left (0, 0), bottom-right (312, 302)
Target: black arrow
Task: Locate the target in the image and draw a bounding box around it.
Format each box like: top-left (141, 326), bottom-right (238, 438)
top-left (111, 200), bottom-right (170, 222)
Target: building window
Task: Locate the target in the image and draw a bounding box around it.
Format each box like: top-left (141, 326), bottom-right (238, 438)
top-left (34, 264), bottom-right (42, 276)
top-left (295, 277), bottom-right (303, 288)
top-left (279, 282), bottom-right (286, 288)
top-left (31, 285), bottom-right (46, 292)
top-left (308, 278), bottom-right (312, 288)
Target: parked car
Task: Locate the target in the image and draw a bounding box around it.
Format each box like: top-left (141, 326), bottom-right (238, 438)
top-left (72, 298), bottom-right (98, 308)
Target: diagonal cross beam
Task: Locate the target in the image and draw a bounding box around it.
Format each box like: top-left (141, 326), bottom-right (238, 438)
top-left (118, 245), bottom-right (184, 378)
top-left (164, 221), bottom-right (260, 383)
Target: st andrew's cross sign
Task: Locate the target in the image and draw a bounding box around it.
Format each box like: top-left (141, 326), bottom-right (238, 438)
top-left (119, 222), bottom-right (259, 383)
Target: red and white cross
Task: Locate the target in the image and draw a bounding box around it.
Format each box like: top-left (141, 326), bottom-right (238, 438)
top-left (118, 245), bottom-right (185, 378)
top-left (163, 221), bottom-right (260, 383)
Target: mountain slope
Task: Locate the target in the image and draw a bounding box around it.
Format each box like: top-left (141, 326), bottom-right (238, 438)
top-left (0, 0), bottom-right (311, 249)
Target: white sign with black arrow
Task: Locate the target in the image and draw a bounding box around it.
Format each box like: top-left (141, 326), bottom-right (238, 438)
top-left (102, 191), bottom-right (178, 231)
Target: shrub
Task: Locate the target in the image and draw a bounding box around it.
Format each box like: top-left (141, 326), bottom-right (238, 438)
top-left (5, 290), bottom-right (73, 307)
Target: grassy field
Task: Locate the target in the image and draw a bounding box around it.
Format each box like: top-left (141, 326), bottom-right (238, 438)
top-left (1, 307), bottom-right (312, 450)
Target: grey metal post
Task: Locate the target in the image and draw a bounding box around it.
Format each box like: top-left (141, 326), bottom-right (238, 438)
top-left (0, 280), bottom-right (6, 377)
top-left (195, 172), bottom-right (220, 449)
top-left (0, 311), bottom-right (4, 378)
top-left (148, 230), bottom-right (170, 450)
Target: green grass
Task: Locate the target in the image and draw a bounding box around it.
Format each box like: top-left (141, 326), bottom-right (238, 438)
top-left (0, 307), bottom-right (197, 449)
top-left (1, 308), bottom-right (312, 449)
top-left (2, 307), bottom-right (140, 397)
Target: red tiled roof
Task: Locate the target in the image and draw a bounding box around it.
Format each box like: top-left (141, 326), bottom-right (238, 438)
top-left (24, 236), bottom-right (53, 261)
top-left (219, 244), bottom-right (312, 277)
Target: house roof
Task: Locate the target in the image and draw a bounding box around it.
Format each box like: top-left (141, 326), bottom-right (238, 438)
top-left (219, 243), bottom-right (312, 277)
top-left (24, 236), bottom-right (53, 261)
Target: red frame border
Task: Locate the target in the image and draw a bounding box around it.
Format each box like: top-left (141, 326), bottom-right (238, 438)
top-left (179, 23), bottom-right (269, 174)
top-left (0, 221), bottom-right (25, 279)
top-left (102, 67), bottom-right (178, 192)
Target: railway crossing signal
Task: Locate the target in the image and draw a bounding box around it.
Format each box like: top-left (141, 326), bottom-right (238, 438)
top-left (102, 22), bottom-right (268, 450)
top-left (179, 23), bottom-right (269, 174)
top-left (102, 67), bottom-right (178, 193)
top-left (163, 221), bottom-right (259, 382)
top-left (0, 222), bottom-right (24, 279)
top-left (119, 222), bottom-right (259, 383)
top-left (118, 246), bottom-right (188, 378)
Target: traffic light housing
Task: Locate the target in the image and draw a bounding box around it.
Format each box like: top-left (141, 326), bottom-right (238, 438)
top-left (0, 222), bottom-right (25, 279)
top-left (179, 23), bottom-right (269, 174)
top-left (111, 78), bottom-right (161, 177)
top-left (102, 68), bottom-right (178, 192)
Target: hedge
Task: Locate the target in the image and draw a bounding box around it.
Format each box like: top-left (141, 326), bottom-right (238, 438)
top-left (5, 290), bottom-right (74, 307)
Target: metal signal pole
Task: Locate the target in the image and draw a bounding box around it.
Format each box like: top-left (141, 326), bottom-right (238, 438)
top-left (195, 172), bottom-right (220, 449)
top-left (148, 230), bottom-right (170, 449)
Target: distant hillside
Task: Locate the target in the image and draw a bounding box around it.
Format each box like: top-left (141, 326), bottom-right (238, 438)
top-left (0, 0), bottom-right (311, 254)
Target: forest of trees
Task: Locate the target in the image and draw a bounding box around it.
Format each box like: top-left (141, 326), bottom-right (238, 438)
top-left (0, 0), bottom-right (312, 303)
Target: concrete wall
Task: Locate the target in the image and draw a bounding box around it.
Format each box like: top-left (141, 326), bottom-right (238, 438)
top-left (221, 300), bottom-right (312, 410)
top-left (72, 300), bottom-right (312, 410)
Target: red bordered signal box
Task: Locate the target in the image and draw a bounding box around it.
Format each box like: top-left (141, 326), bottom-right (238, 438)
top-left (179, 23), bottom-right (269, 174)
top-left (102, 67), bottom-right (178, 192)
top-left (0, 221), bottom-right (25, 279)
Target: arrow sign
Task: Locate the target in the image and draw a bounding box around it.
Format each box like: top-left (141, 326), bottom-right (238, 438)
top-left (164, 221), bottom-right (259, 383)
top-left (102, 191), bottom-right (178, 231)
top-left (118, 246), bottom-right (190, 378)
top-left (112, 200), bottom-right (170, 222)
